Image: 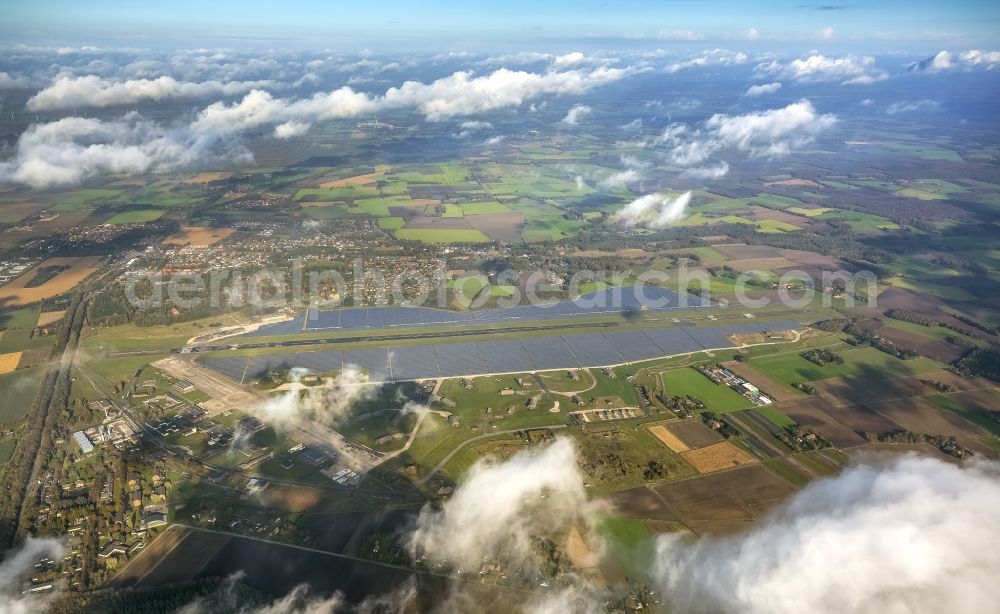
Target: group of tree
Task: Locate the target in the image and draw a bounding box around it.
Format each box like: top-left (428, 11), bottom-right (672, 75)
top-left (954, 346), bottom-right (1000, 382)
top-left (801, 348), bottom-right (844, 367)
top-left (777, 424), bottom-right (829, 451)
top-left (0, 293), bottom-right (86, 551)
top-left (700, 412), bottom-right (741, 439)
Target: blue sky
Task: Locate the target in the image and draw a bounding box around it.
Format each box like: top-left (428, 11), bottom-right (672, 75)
top-left (4, 0), bottom-right (999, 50)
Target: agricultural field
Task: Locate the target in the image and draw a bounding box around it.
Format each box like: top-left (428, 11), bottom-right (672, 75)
top-left (0, 366), bottom-right (44, 425)
top-left (679, 441), bottom-right (757, 473)
top-left (0, 256), bottom-right (102, 307)
top-left (162, 227), bottom-right (236, 246)
top-left (653, 464), bottom-right (797, 535)
top-left (749, 346), bottom-right (941, 387)
top-left (660, 368), bottom-right (752, 412)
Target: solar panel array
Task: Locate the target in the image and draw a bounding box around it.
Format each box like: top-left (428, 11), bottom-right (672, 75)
top-left (203, 319), bottom-right (801, 383)
top-left (241, 286), bottom-right (715, 337)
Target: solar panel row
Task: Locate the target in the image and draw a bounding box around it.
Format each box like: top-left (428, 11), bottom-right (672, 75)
top-left (244, 287), bottom-right (716, 337)
top-left (206, 320), bottom-right (800, 383)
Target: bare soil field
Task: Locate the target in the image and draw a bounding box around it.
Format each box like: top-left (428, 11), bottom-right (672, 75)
top-left (0, 200), bottom-right (48, 224)
top-left (872, 398), bottom-right (994, 455)
top-left (257, 484), bottom-right (325, 512)
top-left (712, 244), bottom-right (785, 260)
top-left (653, 465), bottom-right (797, 535)
top-left (603, 486), bottom-right (682, 522)
top-left (0, 256), bottom-right (102, 307)
top-left (874, 287), bottom-right (946, 313)
top-left (35, 310), bottom-right (65, 327)
top-left (15, 348), bottom-right (51, 369)
top-left (680, 441), bottom-right (756, 473)
top-left (162, 226), bottom-right (236, 246)
top-left (722, 360), bottom-right (799, 402)
top-left (874, 326), bottom-right (966, 363)
top-left (811, 370), bottom-right (982, 405)
top-left (466, 212), bottom-right (526, 243)
top-left (566, 525), bottom-right (602, 568)
top-left (403, 216), bottom-right (474, 229)
top-left (387, 203), bottom-right (440, 219)
top-left (726, 257), bottom-right (797, 272)
top-left (648, 424), bottom-right (689, 452)
top-left (777, 399), bottom-right (874, 448)
top-left (668, 421), bottom-right (725, 449)
top-left (764, 179), bottom-right (823, 188)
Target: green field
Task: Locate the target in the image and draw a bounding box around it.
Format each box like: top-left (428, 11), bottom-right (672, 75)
top-left (753, 405), bottom-right (796, 428)
top-left (462, 201), bottom-right (511, 215)
top-left (660, 368), bottom-right (752, 412)
top-left (394, 229), bottom-right (490, 243)
top-left (0, 367), bottom-right (43, 425)
top-left (881, 318), bottom-right (985, 348)
top-left (106, 208), bottom-right (165, 224)
top-left (52, 189), bottom-right (124, 212)
top-left (926, 394), bottom-right (1000, 438)
top-left (750, 346), bottom-right (941, 384)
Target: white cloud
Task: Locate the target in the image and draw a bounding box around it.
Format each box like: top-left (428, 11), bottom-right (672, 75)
top-left (459, 120), bottom-right (492, 130)
top-left (0, 71), bottom-right (32, 90)
top-left (817, 26), bottom-right (835, 40)
top-left (553, 51), bottom-right (586, 66)
top-left (620, 118), bottom-right (643, 131)
top-left (653, 455), bottom-right (1000, 614)
top-left (598, 168), bottom-right (641, 190)
top-left (0, 113), bottom-right (245, 188)
top-left (859, 98), bottom-right (875, 106)
top-left (680, 161), bottom-right (730, 180)
top-left (909, 49), bottom-right (1000, 73)
top-left (612, 191), bottom-right (692, 228)
top-left (193, 66), bottom-right (629, 132)
top-left (959, 49), bottom-right (1000, 69)
top-left (408, 438), bottom-right (596, 570)
top-left (665, 49), bottom-right (748, 73)
top-left (756, 54), bottom-right (888, 85)
top-left (252, 366), bottom-right (377, 432)
top-left (744, 27), bottom-right (760, 41)
top-left (25, 75), bottom-right (275, 111)
top-left (657, 30), bottom-right (705, 41)
top-left (706, 99), bottom-right (837, 155)
top-left (885, 99), bottom-right (940, 115)
top-left (560, 103), bottom-right (592, 126)
top-left (0, 538), bottom-right (66, 614)
top-left (744, 82), bottom-right (782, 96)
top-left (653, 100), bottom-right (836, 170)
top-left (273, 120), bottom-right (311, 140)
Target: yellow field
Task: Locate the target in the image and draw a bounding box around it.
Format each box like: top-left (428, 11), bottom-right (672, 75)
top-left (0, 256), bottom-right (102, 307)
top-left (0, 352), bottom-right (22, 374)
top-left (162, 227), bottom-right (236, 246)
top-left (36, 310), bottom-right (66, 327)
top-left (680, 441), bottom-right (756, 473)
top-left (648, 425), bottom-right (690, 453)
top-left (181, 172), bottom-right (233, 184)
top-left (319, 164), bottom-right (390, 188)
